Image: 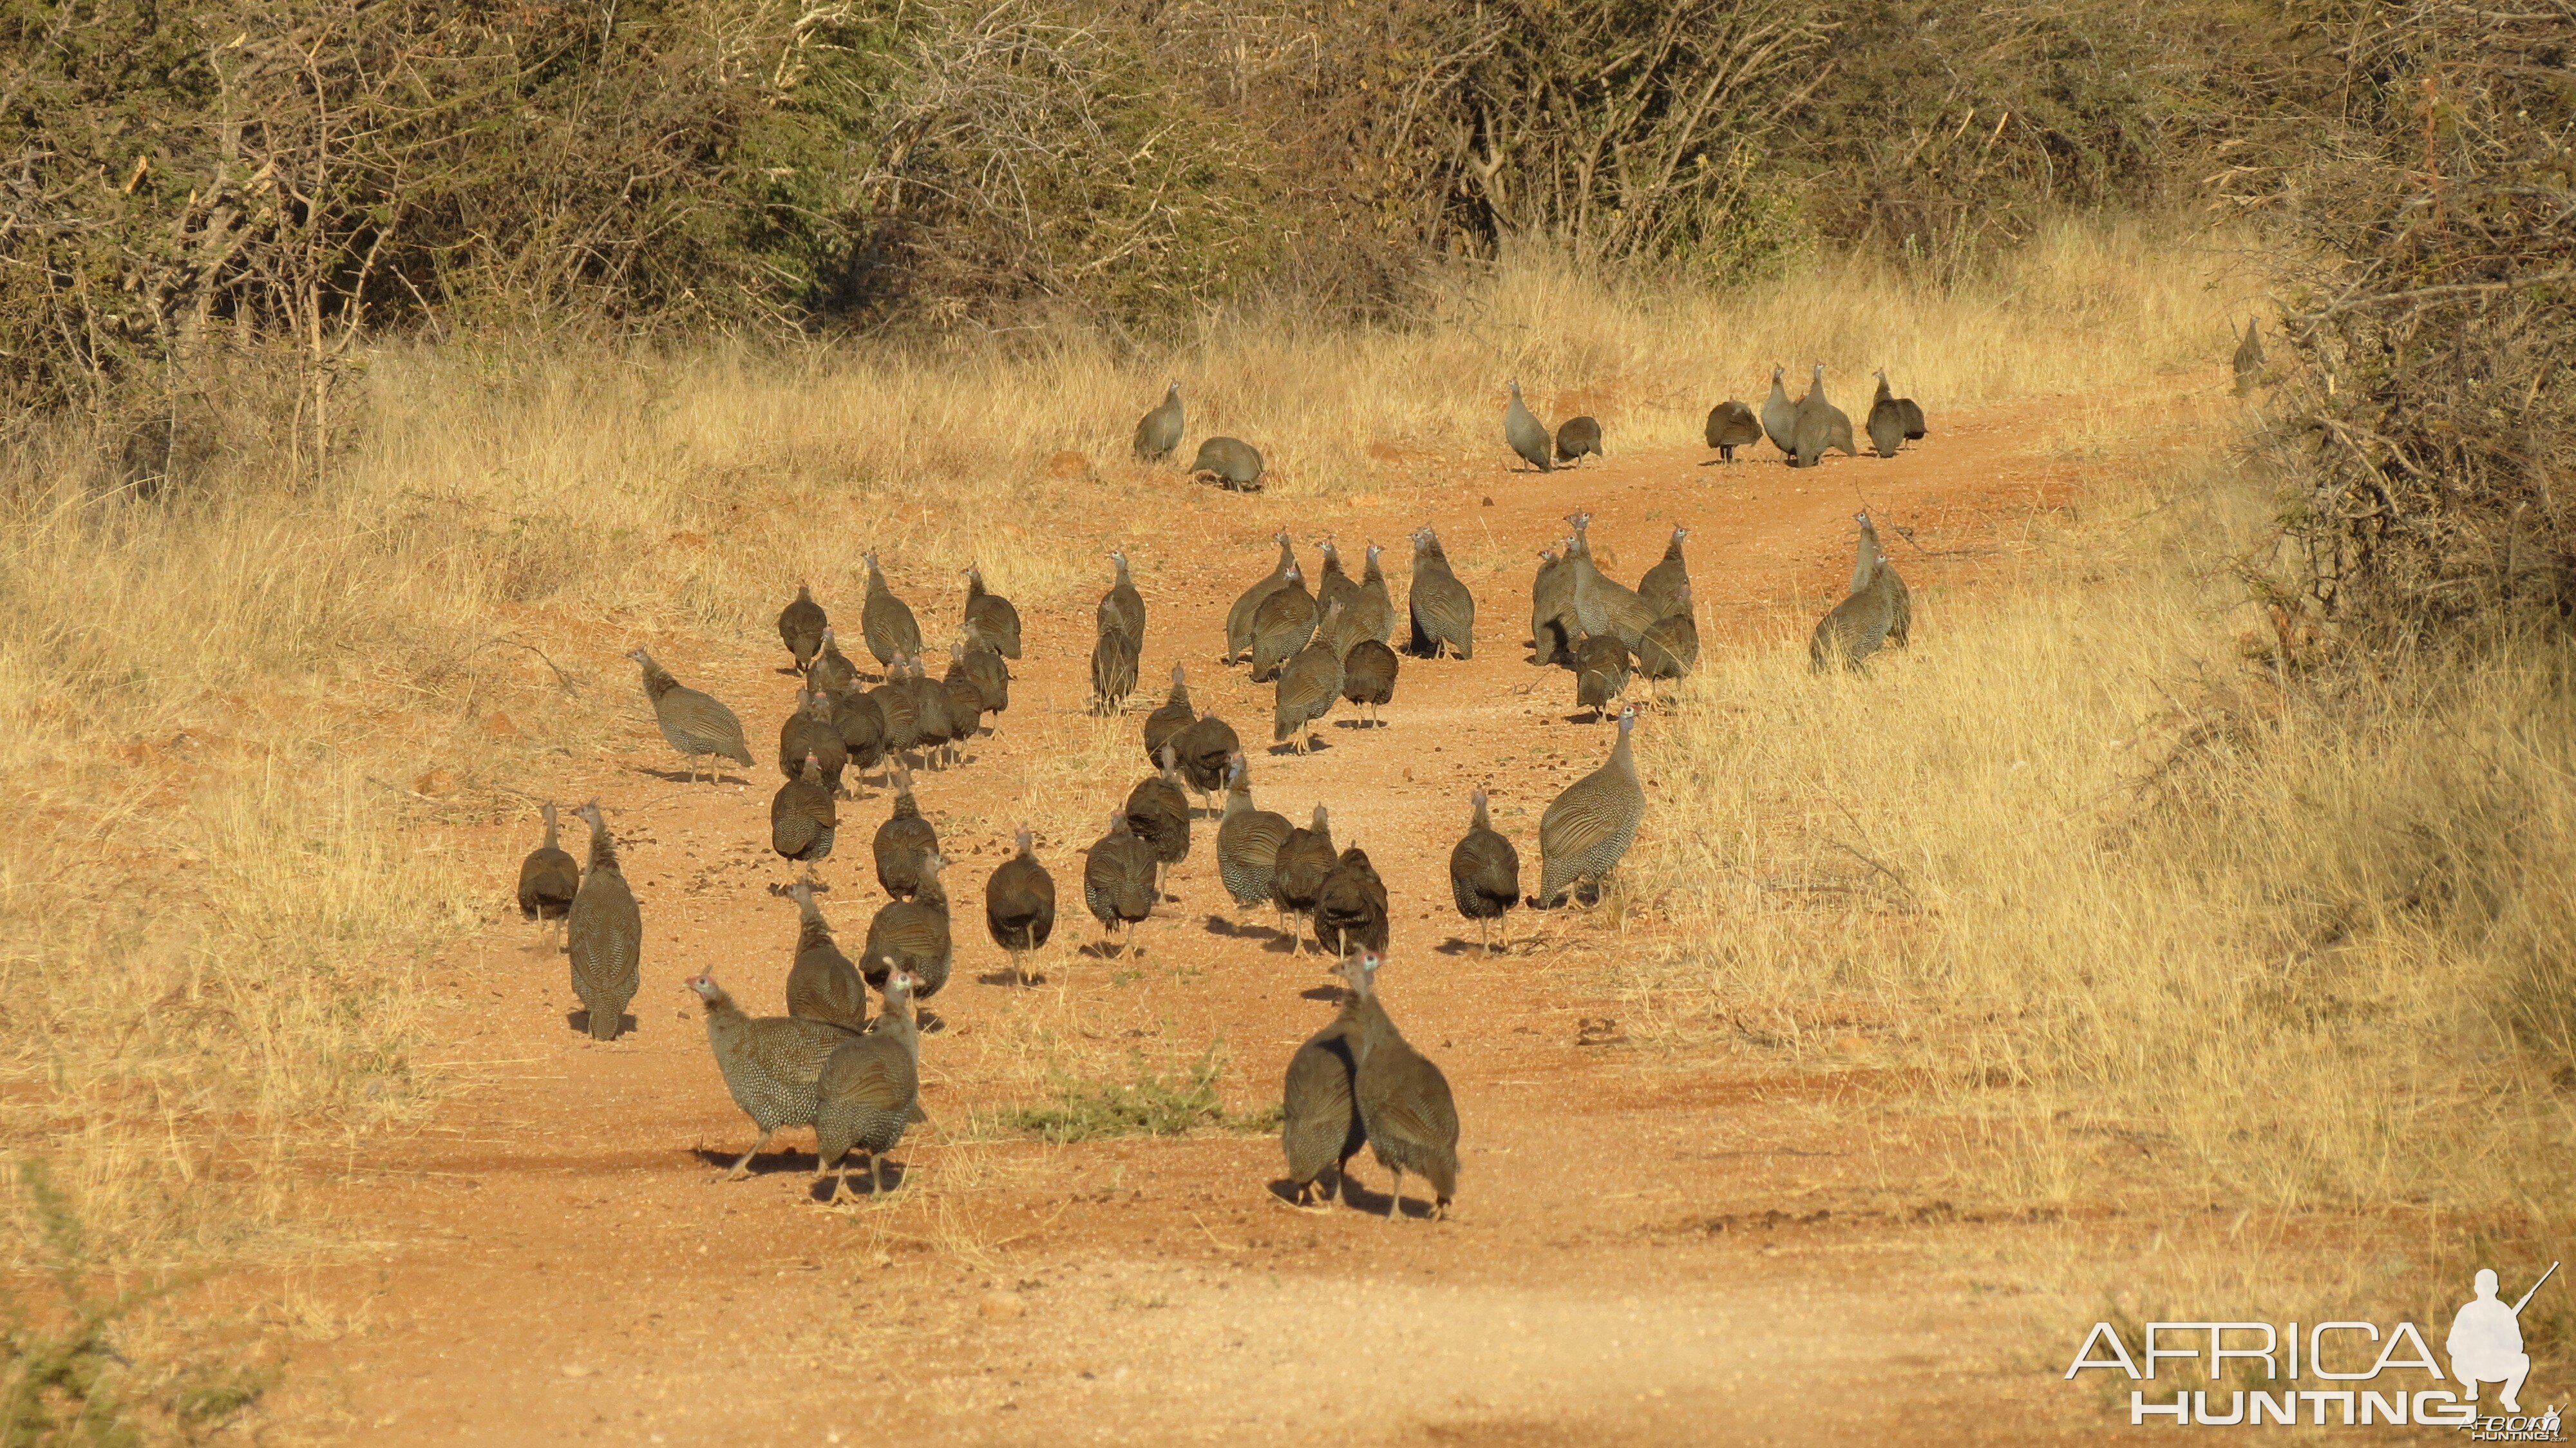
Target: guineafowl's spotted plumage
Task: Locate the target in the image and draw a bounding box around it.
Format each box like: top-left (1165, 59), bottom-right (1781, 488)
top-left (939, 647), bottom-right (987, 754)
top-left (808, 628), bottom-right (859, 700)
top-left (1172, 710), bottom-right (1241, 814)
top-left (1572, 633), bottom-right (1631, 721)
top-left (984, 826), bottom-right (1056, 983)
top-left (1249, 566), bottom-right (1318, 682)
top-left (1281, 1000), bottom-right (1367, 1206)
top-left (1341, 951), bottom-right (1460, 1219)
top-left (1761, 365), bottom-right (1797, 456)
top-left (2233, 316), bottom-right (2264, 397)
top-left (1555, 415), bottom-right (1603, 465)
top-left (779, 689), bottom-right (849, 794)
top-left (1189, 436), bottom-right (1264, 491)
top-left (516, 801), bottom-right (580, 950)
top-left (1449, 790), bottom-right (1520, 955)
top-left (1101, 549), bottom-right (1145, 654)
top-left (1133, 381), bottom-right (1184, 462)
top-left (1811, 512), bottom-right (1909, 669)
top-left (1271, 806), bottom-right (1337, 954)
top-left (960, 638), bottom-right (1009, 716)
top-left (1705, 399), bottom-right (1763, 462)
top-left (685, 972), bottom-right (851, 1179)
top-left (1535, 706), bottom-right (1645, 909)
top-left (835, 684), bottom-right (889, 783)
top-left (961, 564), bottom-right (1023, 660)
top-left (1314, 845), bottom-right (1390, 960)
top-left (770, 752), bottom-right (838, 873)
top-left (1215, 754), bottom-right (1292, 919)
top-left (897, 654), bottom-right (957, 769)
top-left (1083, 812), bottom-right (1159, 956)
top-left (1124, 748), bottom-right (1191, 898)
top-left (628, 647), bottom-right (753, 783)
top-left (1144, 667), bottom-right (1195, 767)
top-left (1792, 362), bottom-right (1858, 467)
top-left (1273, 600), bottom-right (1346, 754)
top-left (872, 765), bottom-right (938, 900)
top-left (1531, 545), bottom-right (1576, 667)
top-left (1637, 587), bottom-right (1700, 704)
top-left (1638, 528), bottom-right (1690, 621)
top-left (815, 968), bottom-right (925, 1202)
top-left (1867, 370), bottom-right (1908, 458)
top-left (1504, 380), bottom-right (1553, 472)
top-left (1339, 638), bottom-right (1397, 727)
top-left (1332, 542), bottom-right (1395, 653)
top-left (778, 584), bottom-right (828, 675)
top-left (868, 665), bottom-right (920, 763)
top-left (567, 800), bottom-right (641, 1040)
top-left (860, 551), bottom-right (923, 670)
top-left (780, 879), bottom-right (867, 1034)
top-left (864, 851), bottom-right (953, 1000)
top-left (1564, 513), bottom-right (1658, 651)
top-left (1315, 541), bottom-right (1359, 622)
top-left (1090, 602), bottom-right (1141, 715)
top-left (1406, 527), bottom-right (1475, 660)
top-left (1227, 533), bottom-right (1297, 663)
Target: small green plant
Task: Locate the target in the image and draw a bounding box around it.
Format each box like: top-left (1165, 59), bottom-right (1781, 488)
top-left (997, 1042), bottom-right (1275, 1143)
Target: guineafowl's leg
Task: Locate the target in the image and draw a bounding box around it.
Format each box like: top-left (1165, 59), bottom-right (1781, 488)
top-left (869, 1155), bottom-right (888, 1197)
top-left (726, 1129), bottom-right (777, 1181)
top-left (1385, 1168), bottom-right (1405, 1221)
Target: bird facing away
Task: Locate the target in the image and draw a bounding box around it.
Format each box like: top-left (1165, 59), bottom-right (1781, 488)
top-left (1636, 586), bottom-right (1701, 705)
top-left (1315, 539), bottom-right (1359, 621)
top-left (1227, 532), bottom-right (1298, 663)
top-left (628, 647), bottom-right (753, 783)
top-left (516, 801), bottom-right (580, 951)
top-left (834, 680), bottom-right (889, 787)
top-left (1406, 527), bottom-right (1475, 660)
top-left (1792, 363), bottom-right (1857, 468)
top-left (1215, 754), bottom-right (1293, 924)
top-left (1705, 400), bottom-right (1763, 462)
top-left (1314, 844), bottom-right (1390, 961)
top-left (955, 638), bottom-right (1008, 717)
top-left (2233, 317), bottom-right (2264, 396)
top-left (778, 583), bottom-right (828, 676)
top-left (872, 764), bottom-right (939, 900)
top-left (685, 971), bottom-right (851, 1180)
top-left (1272, 805), bottom-right (1338, 954)
top-left (1083, 812), bottom-right (1159, 957)
top-left (860, 551), bottom-right (923, 670)
top-left (1189, 436), bottom-right (1265, 491)
top-left (1273, 599), bottom-right (1347, 754)
top-left (779, 688), bottom-right (849, 794)
top-left (1248, 564), bottom-right (1319, 682)
top-left (567, 799), bottom-right (641, 1040)
top-left (770, 752), bottom-right (838, 878)
top-left (1100, 549), bottom-right (1146, 654)
top-left (1858, 510), bottom-right (1911, 646)
top-left (896, 654), bottom-right (958, 769)
top-left (1341, 951), bottom-right (1460, 1221)
top-left (1555, 415), bottom-right (1604, 466)
top-left (864, 851), bottom-right (954, 1000)
top-left (1637, 527), bottom-right (1690, 620)
top-left (1571, 633), bottom-right (1633, 722)
top-left (1281, 994), bottom-right (1368, 1208)
top-left (1134, 381), bottom-right (1184, 462)
top-left (1171, 709), bottom-right (1242, 814)
top-left (807, 627), bottom-right (858, 701)
top-left (1504, 381), bottom-right (1553, 472)
top-left (1340, 638), bottom-right (1397, 727)
top-left (1449, 790), bottom-right (1520, 955)
top-left (1867, 370), bottom-right (1909, 458)
top-left (814, 967), bottom-right (927, 1203)
top-left (1332, 541), bottom-right (1396, 654)
top-left (984, 826), bottom-right (1057, 985)
top-left (779, 879), bottom-right (867, 1034)
top-left (1535, 705), bottom-right (1645, 910)
top-left (961, 564), bottom-right (1023, 660)
top-left (1090, 600), bottom-right (1141, 715)
top-left (1144, 665), bottom-right (1195, 767)
top-left (1531, 545), bottom-right (1576, 667)
top-left (867, 664), bottom-right (920, 767)
top-left (1760, 365), bottom-right (1797, 455)
top-left (1124, 746), bottom-right (1193, 899)
top-left (938, 649), bottom-right (987, 756)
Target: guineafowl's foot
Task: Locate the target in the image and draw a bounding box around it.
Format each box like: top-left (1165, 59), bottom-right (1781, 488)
top-left (1430, 1198), bottom-right (1451, 1222)
top-left (724, 1129), bottom-right (777, 1181)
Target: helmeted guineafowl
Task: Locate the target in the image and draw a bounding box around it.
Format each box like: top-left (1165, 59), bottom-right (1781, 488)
top-left (2233, 316), bottom-right (2264, 397)
top-left (835, 686), bottom-right (889, 788)
top-left (628, 647), bottom-right (753, 783)
top-left (1215, 754), bottom-right (1292, 927)
top-left (1535, 705), bottom-right (1644, 909)
top-left (1273, 599), bottom-right (1347, 754)
top-left (872, 764), bottom-right (938, 900)
top-left (1332, 541), bottom-right (1394, 653)
top-left (771, 752), bottom-right (838, 878)
top-left (958, 638), bottom-right (1009, 717)
top-left (1760, 365), bottom-right (1797, 456)
top-left (1857, 510), bottom-right (1911, 645)
top-left (1504, 380), bottom-right (1553, 473)
top-left (1340, 638), bottom-right (1396, 727)
top-left (1555, 415), bottom-right (1603, 466)
top-left (961, 564), bottom-right (1023, 660)
top-left (780, 688), bottom-right (849, 794)
top-left (1090, 601), bottom-right (1141, 714)
top-left (1281, 996), bottom-right (1367, 1208)
top-left (939, 646), bottom-right (987, 756)
top-left (1341, 950), bottom-right (1460, 1220)
top-left (1792, 363), bottom-right (1857, 468)
top-left (860, 551), bottom-right (923, 671)
top-left (1082, 812), bottom-right (1159, 957)
top-left (1571, 633), bottom-right (1631, 722)
top-left (1449, 790), bottom-right (1519, 955)
top-left (1313, 845), bottom-right (1389, 960)
top-left (1249, 564), bottom-right (1319, 683)
top-left (1272, 805), bottom-right (1338, 954)
top-left (897, 654), bottom-right (958, 770)
top-left (1134, 381), bottom-right (1184, 462)
top-left (1705, 400), bottom-right (1763, 462)
top-left (1227, 532), bottom-right (1297, 663)
top-left (814, 967), bottom-right (927, 1202)
top-left (684, 972), bottom-right (849, 1179)
top-left (1144, 666), bottom-right (1195, 767)
top-left (1867, 370), bottom-right (1908, 458)
top-left (1638, 526), bottom-right (1690, 620)
top-left (1406, 527), bottom-right (1475, 660)
top-left (1124, 746), bottom-right (1191, 899)
top-left (1531, 545), bottom-right (1576, 667)
top-left (1810, 512), bottom-right (1909, 670)
top-left (1100, 549), bottom-right (1145, 654)
top-left (864, 850), bottom-right (953, 1000)
top-left (808, 628), bottom-right (858, 700)
top-left (1172, 710), bottom-right (1242, 815)
top-left (985, 826), bottom-right (1056, 985)
top-left (779, 879), bottom-right (867, 1034)
top-left (1563, 513), bottom-right (1657, 651)
top-left (1315, 539), bottom-right (1359, 622)
top-left (516, 801), bottom-right (580, 951)
top-left (1636, 586), bottom-right (1700, 705)
top-left (778, 583), bottom-right (828, 676)
top-left (567, 800), bottom-right (642, 1040)
top-left (1189, 436), bottom-right (1265, 491)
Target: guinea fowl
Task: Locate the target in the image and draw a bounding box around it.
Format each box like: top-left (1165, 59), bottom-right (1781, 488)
top-left (1406, 527), bottom-right (1475, 660)
top-left (898, 654), bottom-right (958, 770)
top-left (516, 801), bottom-right (580, 951)
top-left (1859, 510), bottom-right (1913, 646)
top-left (779, 689), bottom-right (849, 794)
top-left (1340, 950), bottom-right (1460, 1221)
top-left (939, 646), bottom-right (987, 755)
top-left (807, 627), bottom-right (859, 700)
top-left (1189, 436), bottom-right (1265, 491)
top-left (1535, 705), bottom-right (1645, 910)
top-left (1530, 545), bottom-right (1576, 667)
top-left (685, 971), bottom-right (849, 1180)
top-left (1571, 633), bottom-right (1632, 722)
top-left (1226, 531), bottom-right (1297, 664)
top-left (1090, 601), bottom-right (1141, 714)
top-left (1555, 415), bottom-right (1603, 466)
top-left (1563, 513), bottom-right (1657, 651)
top-left (771, 752), bottom-right (838, 878)
top-left (1100, 549), bottom-right (1146, 655)
top-left (1143, 666), bottom-right (1195, 766)
top-left (1273, 599), bottom-right (1347, 754)
top-left (1314, 844), bottom-right (1391, 960)
top-left (1504, 380), bottom-right (1553, 472)
top-left (778, 583), bottom-right (828, 675)
top-left (814, 967), bottom-right (927, 1203)
top-left (872, 764), bottom-right (938, 900)
top-left (958, 638), bottom-right (1009, 717)
top-left (984, 826), bottom-right (1057, 984)
top-left (1867, 370), bottom-right (1908, 458)
top-left (779, 879), bottom-right (867, 1034)
top-left (2233, 316), bottom-right (2264, 396)
top-left (860, 551), bottom-right (923, 672)
top-left (1792, 362), bottom-right (1857, 468)
top-left (1760, 365), bottom-right (1797, 456)
top-left (1083, 812), bottom-right (1159, 957)
top-left (1449, 790), bottom-right (1520, 954)
top-left (1248, 564), bottom-right (1318, 682)
top-left (1134, 381), bottom-right (1184, 462)
top-left (864, 851), bottom-right (954, 1000)
top-left (1271, 805), bottom-right (1338, 954)
top-left (834, 687), bottom-right (889, 787)
top-left (1314, 539), bottom-right (1359, 623)
top-left (1171, 709), bottom-right (1242, 814)
top-left (1334, 542), bottom-right (1396, 653)
top-left (1215, 753), bottom-right (1293, 928)
top-left (1636, 586), bottom-right (1701, 704)
top-left (1124, 746), bottom-right (1193, 899)
top-left (1340, 638), bottom-right (1397, 727)
top-left (1811, 513), bottom-right (1908, 670)
top-left (1281, 994), bottom-right (1367, 1208)
top-left (627, 647), bottom-right (753, 783)
top-left (866, 664), bottom-right (921, 770)
top-left (567, 800), bottom-right (641, 1040)
top-left (1637, 527), bottom-right (1690, 620)
top-left (1705, 399), bottom-right (1763, 462)
top-left (961, 564), bottom-right (1023, 660)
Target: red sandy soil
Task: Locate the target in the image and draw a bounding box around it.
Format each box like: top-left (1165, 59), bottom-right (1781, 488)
top-left (241, 397), bottom-right (2125, 1445)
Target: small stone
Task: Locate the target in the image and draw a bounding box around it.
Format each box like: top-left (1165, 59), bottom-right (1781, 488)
top-left (1482, 496), bottom-right (1494, 506)
top-left (560, 1362), bottom-right (592, 1378)
top-left (981, 1293), bottom-right (1025, 1320)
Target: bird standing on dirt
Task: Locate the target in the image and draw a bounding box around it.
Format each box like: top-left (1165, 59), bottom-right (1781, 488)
top-left (1339, 637), bottom-right (1397, 727)
top-left (1090, 599), bottom-right (1141, 714)
top-left (872, 764), bottom-right (939, 900)
top-left (1227, 532), bottom-right (1298, 664)
top-left (516, 801), bottom-right (580, 951)
top-left (1638, 527), bottom-right (1690, 620)
top-left (864, 851), bottom-right (954, 1000)
top-left (1189, 436), bottom-right (1265, 491)
top-left (1124, 747), bottom-right (1193, 900)
top-left (1760, 365), bottom-right (1796, 456)
top-left (815, 967), bottom-right (927, 1203)
top-left (1504, 381), bottom-right (1553, 472)
top-left (1144, 666), bottom-right (1195, 767)
top-left (567, 800), bottom-right (642, 1040)
top-left (1249, 564), bottom-right (1319, 682)
top-left (1792, 362), bottom-right (1858, 468)
top-left (627, 647), bottom-right (753, 783)
top-left (778, 583), bottom-right (828, 676)
top-left (1555, 415), bottom-right (1604, 466)
top-left (1274, 599), bottom-right (1347, 754)
top-left (1571, 632), bottom-right (1632, 723)
top-left (1215, 754), bottom-right (1293, 929)
top-left (861, 551), bottom-right (923, 672)
top-left (1135, 381), bottom-right (1184, 462)
top-left (1100, 549), bottom-right (1146, 656)
top-left (685, 971), bottom-right (849, 1180)
top-left (984, 826), bottom-right (1056, 985)
top-left (808, 628), bottom-right (859, 701)
top-left (1282, 993), bottom-right (1368, 1208)
top-left (1341, 950), bottom-right (1460, 1221)
top-left (834, 684), bottom-right (888, 790)
top-left (779, 688), bottom-right (848, 794)
top-left (1083, 812), bottom-right (1159, 957)
top-left (779, 879), bottom-right (867, 1034)
top-left (770, 752), bottom-right (838, 878)
top-left (961, 564), bottom-right (1023, 660)
top-left (1531, 545), bottom-right (1575, 667)
top-left (1705, 400), bottom-right (1763, 462)
top-left (1406, 527), bottom-right (1475, 660)
top-left (1563, 514), bottom-right (1656, 651)
top-left (1314, 845), bottom-right (1390, 960)
top-left (1171, 709), bottom-right (1242, 815)
top-left (1271, 805), bottom-right (1338, 956)
top-left (1636, 586), bottom-right (1701, 704)
top-left (1449, 790), bottom-right (1520, 955)
top-left (1535, 705), bottom-right (1645, 910)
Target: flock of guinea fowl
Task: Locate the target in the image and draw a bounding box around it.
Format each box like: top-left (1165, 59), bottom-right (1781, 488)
top-left (510, 363), bottom-right (1929, 1219)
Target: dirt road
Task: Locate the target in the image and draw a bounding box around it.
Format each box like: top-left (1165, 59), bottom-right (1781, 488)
top-left (249, 398), bottom-right (2107, 1444)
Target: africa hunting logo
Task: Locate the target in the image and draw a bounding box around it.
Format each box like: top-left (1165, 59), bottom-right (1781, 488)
top-left (2063, 1262), bottom-right (2561, 1437)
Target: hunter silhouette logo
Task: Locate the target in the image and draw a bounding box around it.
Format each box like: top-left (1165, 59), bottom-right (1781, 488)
top-left (2453, 1264), bottom-right (2555, 1415)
